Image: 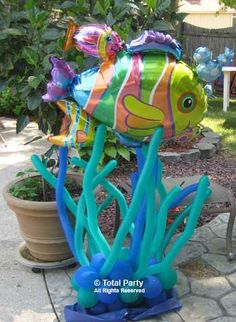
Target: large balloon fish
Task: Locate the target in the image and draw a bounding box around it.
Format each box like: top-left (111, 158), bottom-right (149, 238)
top-left (43, 20), bottom-right (208, 148)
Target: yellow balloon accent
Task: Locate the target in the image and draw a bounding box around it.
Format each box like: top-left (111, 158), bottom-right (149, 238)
top-left (48, 100), bottom-right (98, 148)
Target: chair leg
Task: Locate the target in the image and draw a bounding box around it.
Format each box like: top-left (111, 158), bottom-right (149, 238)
top-left (226, 194), bottom-right (236, 260)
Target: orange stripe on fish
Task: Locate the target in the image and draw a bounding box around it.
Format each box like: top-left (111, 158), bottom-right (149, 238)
top-left (151, 56), bottom-right (176, 139)
top-left (114, 54), bottom-right (142, 133)
top-left (84, 56), bottom-right (115, 115)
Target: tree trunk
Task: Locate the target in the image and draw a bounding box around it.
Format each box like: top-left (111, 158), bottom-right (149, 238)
top-left (170, 0), bottom-right (178, 12)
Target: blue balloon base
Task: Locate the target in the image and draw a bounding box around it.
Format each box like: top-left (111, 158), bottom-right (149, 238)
top-left (64, 290), bottom-right (181, 322)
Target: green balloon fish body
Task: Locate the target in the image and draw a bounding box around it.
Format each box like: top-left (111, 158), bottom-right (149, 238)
top-left (43, 22), bottom-right (207, 148)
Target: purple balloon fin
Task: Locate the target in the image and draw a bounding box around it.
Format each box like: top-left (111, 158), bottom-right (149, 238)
top-left (42, 57), bottom-right (76, 102)
top-left (126, 30), bottom-right (183, 60)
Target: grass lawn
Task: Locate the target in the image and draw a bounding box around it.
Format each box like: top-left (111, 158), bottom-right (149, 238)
top-left (202, 97), bottom-right (236, 156)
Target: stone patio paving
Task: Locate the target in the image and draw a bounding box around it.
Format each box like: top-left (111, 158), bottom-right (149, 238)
top-left (45, 213), bottom-right (236, 322)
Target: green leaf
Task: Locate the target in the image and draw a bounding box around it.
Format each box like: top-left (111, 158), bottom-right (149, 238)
top-left (78, 149), bottom-right (87, 157)
top-left (42, 54), bottom-right (53, 69)
top-left (157, 0), bottom-right (171, 12)
top-left (13, 104), bottom-right (25, 116)
top-left (42, 28), bottom-right (62, 40)
top-left (38, 117), bottom-right (48, 134)
top-left (0, 55), bottom-right (14, 74)
top-left (28, 75), bottom-right (44, 89)
top-left (16, 171), bottom-right (25, 177)
top-left (25, 168), bottom-right (35, 173)
top-left (0, 79), bottom-right (7, 92)
top-left (12, 11), bottom-right (28, 22)
top-left (99, 152), bottom-right (105, 165)
top-left (93, 1), bottom-right (104, 15)
top-left (59, 1), bottom-right (76, 9)
top-left (107, 136), bottom-right (117, 144)
top-left (45, 42), bottom-right (59, 54)
top-left (1, 28), bottom-right (24, 36)
top-left (113, 0), bottom-right (127, 12)
top-left (153, 20), bottom-right (174, 31)
top-left (19, 84), bottom-right (32, 98)
top-left (220, 0), bottom-right (236, 9)
top-left (103, 0), bottom-right (110, 12)
top-left (174, 12), bottom-right (188, 21)
top-left (44, 145), bottom-right (58, 158)
top-left (35, 11), bottom-right (49, 25)
top-left (27, 92), bottom-right (42, 110)
top-left (104, 145), bottom-right (117, 158)
top-left (147, 0), bottom-right (157, 10)
top-left (22, 47), bottom-right (38, 66)
top-left (117, 146), bottom-right (130, 161)
top-left (16, 115), bottom-right (30, 134)
top-left (24, 135), bottom-right (43, 145)
top-left (0, 34), bottom-right (7, 40)
top-left (24, 0), bottom-right (36, 10)
top-left (76, 54), bottom-right (85, 67)
top-left (106, 12), bottom-right (116, 25)
top-left (93, 0), bottom-right (110, 16)
top-left (0, 12), bottom-right (11, 29)
top-left (46, 159), bottom-right (56, 168)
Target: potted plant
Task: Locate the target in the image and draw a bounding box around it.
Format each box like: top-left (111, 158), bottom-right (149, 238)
top-left (3, 161), bottom-right (82, 265)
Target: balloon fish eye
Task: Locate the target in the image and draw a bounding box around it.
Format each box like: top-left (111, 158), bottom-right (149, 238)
top-left (184, 98), bottom-right (192, 108)
top-left (105, 35), bottom-right (112, 42)
top-left (178, 93), bottom-right (196, 113)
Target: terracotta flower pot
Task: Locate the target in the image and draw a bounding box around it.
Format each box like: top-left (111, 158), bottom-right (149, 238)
top-left (3, 175), bottom-right (79, 262)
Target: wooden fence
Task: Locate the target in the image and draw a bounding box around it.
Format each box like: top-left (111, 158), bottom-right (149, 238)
top-left (180, 22), bottom-right (236, 64)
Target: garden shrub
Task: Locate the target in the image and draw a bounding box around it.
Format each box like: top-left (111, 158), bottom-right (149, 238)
top-left (0, 87), bottom-right (27, 117)
top-left (0, 0), bottom-right (183, 160)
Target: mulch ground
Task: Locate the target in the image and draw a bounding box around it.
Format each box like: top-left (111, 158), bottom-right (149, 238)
top-left (163, 153), bottom-right (236, 198)
top-left (98, 152), bottom-right (236, 240)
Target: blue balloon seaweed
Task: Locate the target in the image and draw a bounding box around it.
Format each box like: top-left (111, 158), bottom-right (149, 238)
top-left (31, 125), bottom-right (211, 317)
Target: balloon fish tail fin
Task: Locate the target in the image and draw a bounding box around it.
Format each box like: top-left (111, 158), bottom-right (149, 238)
top-left (48, 100), bottom-right (97, 148)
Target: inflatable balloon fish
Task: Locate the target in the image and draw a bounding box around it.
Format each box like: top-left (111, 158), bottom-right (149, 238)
top-left (43, 19), bottom-right (210, 148)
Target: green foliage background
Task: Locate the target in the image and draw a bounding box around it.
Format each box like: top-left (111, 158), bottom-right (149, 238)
top-left (219, 0), bottom-right (236, 9)
top-left (0, 0), bottom-right (183, 162)
top-left (0, 0), bottom-right (182, 133)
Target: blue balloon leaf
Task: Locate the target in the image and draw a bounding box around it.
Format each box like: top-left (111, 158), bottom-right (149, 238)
top-left (109, 260), bottom-right (133, 281)
top-left (97, 281), bottom-right (119, 304)
top-left (143, 275), bottom-right (163, 299)
top-left (73, 266), bottom-right (99, 289)
top-left (90, 253), bottom-right (106, 272)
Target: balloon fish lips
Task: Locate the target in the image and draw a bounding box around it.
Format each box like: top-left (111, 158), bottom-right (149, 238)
top-left (73, 24), bottom-right (123, 59)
